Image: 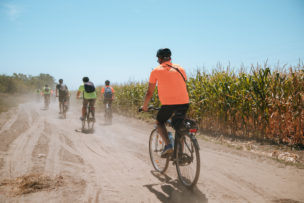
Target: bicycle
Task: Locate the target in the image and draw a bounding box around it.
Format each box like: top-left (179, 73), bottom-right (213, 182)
top-left (104, 102), bottom-right (112, 125)
top-left (59, 100), bottom-right (68, 119)
top-left (82, 104), bottom-right (95, 133)
top-left (140, 106), bottom-right (200, 189)
top-left (44, 95), bottom-right (50, 109)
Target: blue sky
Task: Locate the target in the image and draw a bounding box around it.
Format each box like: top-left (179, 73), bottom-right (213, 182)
top-left (0, 0), bottom-right (303, 90)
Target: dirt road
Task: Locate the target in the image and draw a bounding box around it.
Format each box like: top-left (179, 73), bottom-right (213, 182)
top-left (0, 102), bottom-right (303, 203)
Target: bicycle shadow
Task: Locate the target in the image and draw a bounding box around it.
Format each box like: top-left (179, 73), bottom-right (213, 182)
top-left (143, 171), bottom-right (208, 203)
top-left (100, 122), bottom-right (112, 126)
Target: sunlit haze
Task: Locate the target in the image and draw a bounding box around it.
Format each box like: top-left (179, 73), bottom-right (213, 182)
top-left (0, 0), bottom-right (303, 89)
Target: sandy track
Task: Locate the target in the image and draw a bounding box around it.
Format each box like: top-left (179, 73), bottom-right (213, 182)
top-left (0, 102), bottom-right (303, 203)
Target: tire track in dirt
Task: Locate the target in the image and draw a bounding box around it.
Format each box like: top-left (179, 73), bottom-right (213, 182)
top-left (0, 108), bottom-right (30, 153)
top-left (0, 107), bottom-right (45, 178)
top-left (73, 119), bottom-right (177, 202)
top-left (1, 103), bottom-right (304, 202)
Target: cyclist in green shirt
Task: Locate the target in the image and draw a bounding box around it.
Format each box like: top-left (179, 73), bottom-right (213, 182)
top-left (76, 77), bottom-right (97, 121)
top-left (42, 84), bottom-right (51, 109)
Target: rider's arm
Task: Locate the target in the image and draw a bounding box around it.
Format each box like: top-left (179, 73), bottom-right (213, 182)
top-left (111, 87), bottom-right (115, 100)
top-left (76, 90), bottom-right (81, 99)
top-left (143, 83), bottom-right (156, 111)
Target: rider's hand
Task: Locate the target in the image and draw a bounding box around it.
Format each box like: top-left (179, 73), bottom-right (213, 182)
top-left (142, 105), bottom-right (148, 112)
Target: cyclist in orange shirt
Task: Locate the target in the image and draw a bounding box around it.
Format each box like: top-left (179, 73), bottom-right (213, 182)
top-left (142, 48), bottom-right (189, 157)
top-left (101, 80), bottom-right (115, 109)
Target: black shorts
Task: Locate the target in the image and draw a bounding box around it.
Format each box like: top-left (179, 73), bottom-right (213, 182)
top-left (156, 104), bottom-right (189, 126)
top-left (58, 96), bottom-right (67, 103)
top-left (103, 99), bottom-right (112, 105)
top-left (44, 94), bottom-right (50, 98)
top-left (83, 99), bottom-right (96, 107)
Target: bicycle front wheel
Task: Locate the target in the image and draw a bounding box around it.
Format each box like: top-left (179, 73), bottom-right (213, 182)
top-left (87, 112), bottom-right (94, 130)
top-left (149, 129), bottom-right (169, 173)
top-left (176, 133), bottom-right (200, 188)
top-left (105, 109), bottom-right (111, 124)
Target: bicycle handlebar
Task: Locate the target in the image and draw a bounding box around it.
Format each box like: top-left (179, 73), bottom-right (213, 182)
top-left (138, 106), bottom-right (160, 112)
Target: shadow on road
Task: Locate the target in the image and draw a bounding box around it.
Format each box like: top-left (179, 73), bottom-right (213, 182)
top-left (143, 171), bottom-right (208, 203)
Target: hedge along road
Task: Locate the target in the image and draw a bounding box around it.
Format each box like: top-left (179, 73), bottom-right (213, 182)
top-left (0, 101), bottom-right (303, 203)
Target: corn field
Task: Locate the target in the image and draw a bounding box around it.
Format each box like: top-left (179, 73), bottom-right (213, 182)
top-left (108, 64), bottom-right (304, 145)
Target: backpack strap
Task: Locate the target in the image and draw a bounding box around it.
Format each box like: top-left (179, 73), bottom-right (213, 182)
top-left (166, 64), bottom-right (186, 83)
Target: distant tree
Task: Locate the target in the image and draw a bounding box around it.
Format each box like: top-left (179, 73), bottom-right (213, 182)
top-left (0, 73), bottom-right (55, 94)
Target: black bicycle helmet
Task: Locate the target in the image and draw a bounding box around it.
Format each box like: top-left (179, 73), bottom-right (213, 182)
top-left (82, 77), bottom-right (89, 82)
top-left (105, 80), bottom-right (110, 85)
top-left (156, 48), bottom-right (171, 59)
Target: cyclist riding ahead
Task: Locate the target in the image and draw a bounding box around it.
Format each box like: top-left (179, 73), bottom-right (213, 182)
top-left (42, 84), bottom-right (51, 109)
top-left (101, 80), bottom-right (114, 120)
top-left (142, 48), bottom-right (189, 157)
top-left (76, 77), bottom-right (97, 122)
top-left (56, 79), bottom-right (69, 117)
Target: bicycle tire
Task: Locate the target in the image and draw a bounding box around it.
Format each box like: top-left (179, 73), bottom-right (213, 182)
top-left (82, 116), bottom-right (86, 131)
top-left (104, 107), bottom-right (112, 124)
top-left (149, 129), bottom-right (169, 173)
top-left (175, 133), bottom-right (200, 188)
top-left (63, 104), bottom-right (67, 119)
top-left (59, 102), bottom-right (63, 113)
top-left (44, 97), bottom-right (49, 109)
top-left (87, 107), bottom-right (95, 131)
top-left (60, 102), bottom-right (66, 119)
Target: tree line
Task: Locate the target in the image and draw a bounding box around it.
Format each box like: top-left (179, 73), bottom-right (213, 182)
top-left (0, 73), bottom-right (55, 94)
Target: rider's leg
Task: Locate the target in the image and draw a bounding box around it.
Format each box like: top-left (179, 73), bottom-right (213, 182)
top-left (82, 99), bottom-right (88, 119)
top-left (44, 95), bottom-right (47, 106)
top-left (89, 99), bottom-right (96, 118)
top-left (64, 97), bottom-right (69, 112)
top-left (171, 104), bottom-right (189, 153)
top-left (157, 105), bottom-right (174, 145)
top-left (157, 105), bottom-right (175, 156)
top-left (47, 95), bottom-right (50, 105)
top-left (156, 121), bottom-right (169, 145)
top-left (59, 96), bottom-right (62, 113)
top-left (45, 95), bottom-right (50, 107)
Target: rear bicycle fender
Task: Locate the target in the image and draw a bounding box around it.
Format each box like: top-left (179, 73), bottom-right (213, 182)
top-left (190, 134), bottom-right (200, 150)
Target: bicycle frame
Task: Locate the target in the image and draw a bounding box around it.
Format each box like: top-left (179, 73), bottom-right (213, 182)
top-left (104, 102), bottom-right (112, 124)
top-left (143, 106), bottom-right (200, 188)
top-left (82, 104), bottom-right (95, 132)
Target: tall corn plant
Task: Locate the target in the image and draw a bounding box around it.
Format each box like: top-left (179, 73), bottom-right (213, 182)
top-left (111, 64), bottom-right (304, 145)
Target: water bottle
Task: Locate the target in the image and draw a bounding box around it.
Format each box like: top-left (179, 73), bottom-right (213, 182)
top-left (168, 132), bottom-right (174, 147)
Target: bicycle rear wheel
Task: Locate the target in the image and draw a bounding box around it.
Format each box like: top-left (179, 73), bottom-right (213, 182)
top-left (104, 106), bottom-right (112, 124)
top-left (87, 108), bottom-right (95, 131)
top-left (175, 133), bottom-right (200, 188)
top-left (149, 129), bottom-right (169, 173)
top-left (63, 104), bottom-right (67, 119)
top-left (82, 117), bottom-right (86, 131)
top-left (60, 102), bottom-right (66, 118)
top-left (59, 102), bottom-right (63, 113)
